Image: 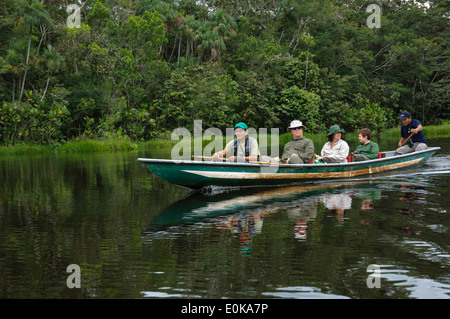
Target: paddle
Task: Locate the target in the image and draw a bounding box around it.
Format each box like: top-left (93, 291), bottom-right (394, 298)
top-left (192, 155), bottom-right (228, 161)
top-left (192, 155), bottom-right (279, 165)
top-left (397, 132), bottom-right (415, 149)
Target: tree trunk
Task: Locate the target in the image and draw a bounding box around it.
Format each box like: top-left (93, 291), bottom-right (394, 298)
top-left (169, 35), bottom-right (178, 62)
top-left (19, 29), bottom-right (32, 102)
top-left (304, 50), bottom-right (309, 89)
top-left (178, 34), bottom-right (182, 64)
top-left (12, 77), bottom-right (15, 102)
top-left (41, 76), bottom-right (50, 101)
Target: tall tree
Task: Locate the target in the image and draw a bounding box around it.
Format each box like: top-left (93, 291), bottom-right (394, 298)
top-left (14, 0), bottom-right (52, 102)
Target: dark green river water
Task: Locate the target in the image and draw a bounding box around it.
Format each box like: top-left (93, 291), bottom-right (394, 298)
top-left (0, 138), bottom-right (449, 299)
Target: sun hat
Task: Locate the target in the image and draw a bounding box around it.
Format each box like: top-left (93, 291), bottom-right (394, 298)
top-left (327, 124), bottom-right (345, 136)
top-left (234, 122), bottom-right (248, 130)
top-left (287, 120), bottom-right (306, 131)
top-left (399, 111), bottom-right (411, 120)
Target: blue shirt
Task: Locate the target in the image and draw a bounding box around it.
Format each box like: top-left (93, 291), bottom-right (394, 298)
top-left (401, 119), bottom-right (427, 144)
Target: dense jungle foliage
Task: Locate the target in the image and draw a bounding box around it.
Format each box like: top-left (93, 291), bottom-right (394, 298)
top-left (0, 0), bottom-right (448, 145)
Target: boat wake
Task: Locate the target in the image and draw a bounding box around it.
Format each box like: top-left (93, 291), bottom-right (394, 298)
top-left (197, 185), bottom-right (243, 196)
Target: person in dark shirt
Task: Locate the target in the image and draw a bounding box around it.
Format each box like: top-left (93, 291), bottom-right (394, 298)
top-left (396, 112), bottom-right (427, 155)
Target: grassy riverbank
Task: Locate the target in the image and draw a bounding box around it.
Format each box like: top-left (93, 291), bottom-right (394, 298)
top-left (0, 138), bottom-right (138, 155)
top-left (1, 121), bottom-right (449, 156)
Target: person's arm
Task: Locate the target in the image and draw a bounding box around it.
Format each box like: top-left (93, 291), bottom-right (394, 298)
top-left (213, 140), bottom-right (232, 159)
top-left (247, 140), bottom-right (260, 162)
top-left (320, 143), bottom-right (328, 157)
top-left (368, 142), bottom-right (380, 159)
top-left (212, 149), bottom-right (226, 159)
top-left (321, 149), bottom-right (330, 160)
top-left (334, 141), bottom-right (349, 162)
top-left (277, 142), bottom-right (291, 163)
top-left (398, 125), bottom-right (406, 147)
top-left (301, 140), bottom-right (315, 163)
top-left (411, 124), bottom-right (423, 135)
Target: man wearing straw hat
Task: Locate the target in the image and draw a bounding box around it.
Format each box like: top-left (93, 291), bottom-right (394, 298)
top-left (274, 120), bottom-right (314, 164)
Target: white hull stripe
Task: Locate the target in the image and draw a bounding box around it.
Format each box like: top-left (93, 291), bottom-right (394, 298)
top-left (182, 158), bottom-right (422, 180)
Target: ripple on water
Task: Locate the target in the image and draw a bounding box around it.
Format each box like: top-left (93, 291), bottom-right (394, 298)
top-left (399, 240), bottom-right (450, 265)
top-left (377, 265), bottom-right (450, 299)
top-left (141, 291), bottom-right (202, 298)
top-left (262, 286), bottom-right (349, 299)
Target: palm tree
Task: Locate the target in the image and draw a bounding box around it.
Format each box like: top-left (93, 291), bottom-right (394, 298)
top-left (40, 44), bottom-right (64, 101)
top-left (15, 0), bottom-right (52, 102)
top-left (195, 10), bottom-right (236, 62)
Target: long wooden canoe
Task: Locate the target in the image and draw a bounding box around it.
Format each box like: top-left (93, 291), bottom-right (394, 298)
top-left (138, 147), bottom-right (440, 189)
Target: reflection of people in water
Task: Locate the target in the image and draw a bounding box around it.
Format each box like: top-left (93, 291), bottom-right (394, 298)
top-left (294, 220), bottom-right (308, 239)
top-left (323, 193), bottom-right (352, 224)
top-left (236, 214), bottom-right (262, 257)
top-left (400, 191), bottom-right (427, 205)
top-left (399, 207), bottom-right (424, 217)
top-left (361, 198), bottom-right (374, 211)
top-left (357, 189), bottom-right (381, 211)
top-left (217, 213), bottom-right (263, 257)
top-left (399, 184), bottom-right (426, 221)
top-left (401, 227), bottom-right (422, 235)
top-left (287, 200), bottom-right (318, 239)
top-left (216, 198), bottom-right (318, 253)
top-left (399, 185), bottom-right (427, 205)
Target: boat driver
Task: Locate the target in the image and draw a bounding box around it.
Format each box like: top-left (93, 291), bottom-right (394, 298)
top-left (395, 112), bottom-right (427, 155)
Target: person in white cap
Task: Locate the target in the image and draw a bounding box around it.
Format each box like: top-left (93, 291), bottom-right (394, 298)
top-left (274, 120), bottom-right (314, 164)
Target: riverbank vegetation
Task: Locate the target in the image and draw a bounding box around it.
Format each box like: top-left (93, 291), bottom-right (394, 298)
top-left (0, 0), bottom-right (448, 147)
top-left (0, 137), bottom-right (138, 155)
top-left (1, 120), bottom-right (448, 156)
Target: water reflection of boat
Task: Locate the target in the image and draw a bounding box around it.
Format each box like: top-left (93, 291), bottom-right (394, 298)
top-left (138, 147), bottom-right (440, 189)
top-left (145, 180), bottom-right (388, 232)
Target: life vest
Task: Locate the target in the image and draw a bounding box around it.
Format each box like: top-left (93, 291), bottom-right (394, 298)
top-left (233, 136), bottom-right (255, 160)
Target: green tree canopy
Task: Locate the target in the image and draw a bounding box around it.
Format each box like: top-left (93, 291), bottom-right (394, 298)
top-left (0, 0), bottom-right (448, 144)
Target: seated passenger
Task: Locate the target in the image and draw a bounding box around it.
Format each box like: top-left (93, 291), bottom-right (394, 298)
top-left (320, 125), bottom-right (349, 163)
top-left (350, 128), bottom-right (380, 162)
top-left (212, 122), bottom-right (260, 162)
top-left (274, 120), bottom-right (314, 164)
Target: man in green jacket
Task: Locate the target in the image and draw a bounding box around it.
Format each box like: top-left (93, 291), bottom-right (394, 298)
top-left (351, 128), bottom-right (380, 161)
top-left (274, 120), bottom-right (314, 164)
